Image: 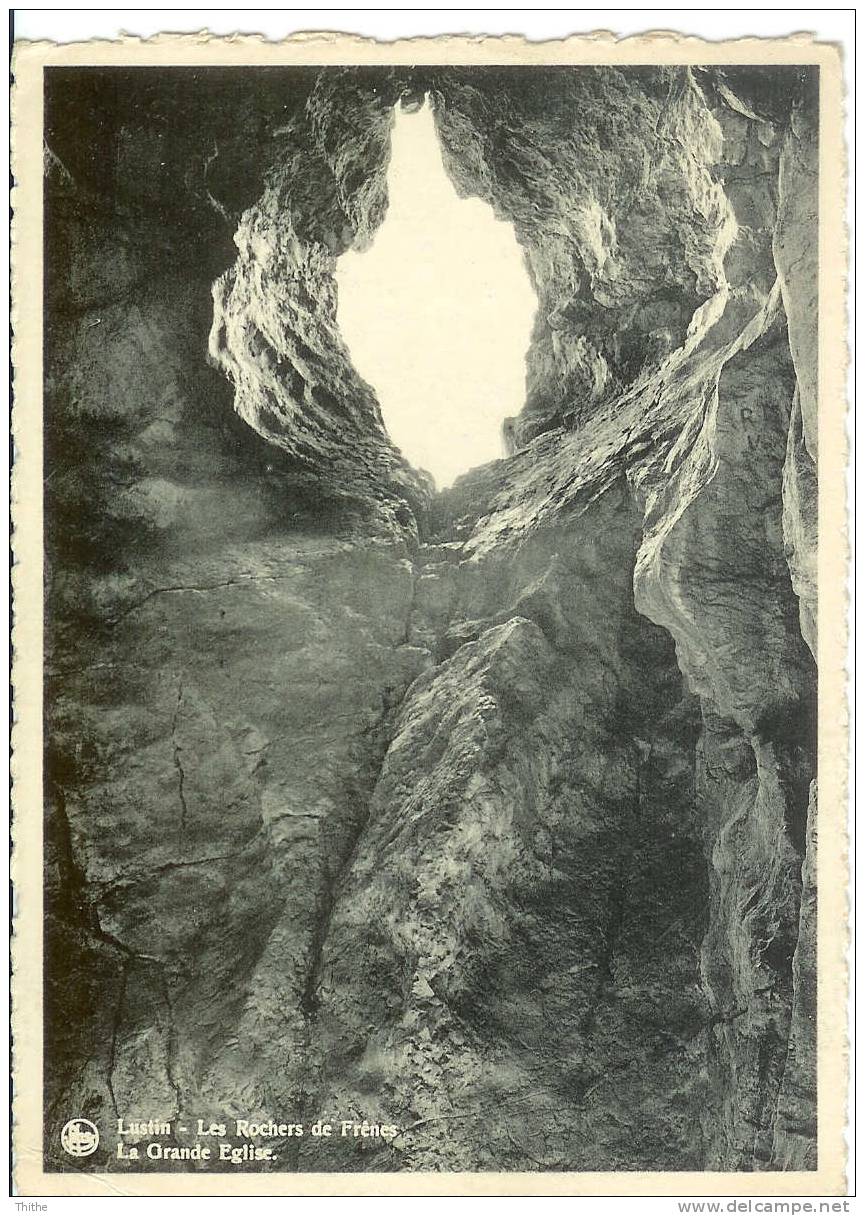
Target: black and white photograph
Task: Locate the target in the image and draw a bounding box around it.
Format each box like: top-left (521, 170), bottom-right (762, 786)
top-left (10, 26), bottom-right (849, 1198)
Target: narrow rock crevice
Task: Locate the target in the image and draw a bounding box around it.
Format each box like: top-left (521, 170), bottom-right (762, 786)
top-left (105, 962), bottom-right (129, 1117)
top-left (42, 63), bottom-right (819, 1173)
top-left (171, 680), bottom-right (189, 834)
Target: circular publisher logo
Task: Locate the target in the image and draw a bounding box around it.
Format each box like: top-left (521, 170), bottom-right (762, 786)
top-left (60, 1118), bottom-right (99, 1157)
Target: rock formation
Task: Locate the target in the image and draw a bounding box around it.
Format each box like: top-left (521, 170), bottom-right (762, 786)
top-left (40, 62), bottom-right (818, 1173)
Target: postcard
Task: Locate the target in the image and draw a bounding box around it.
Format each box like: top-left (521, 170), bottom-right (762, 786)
top-left (10, 29), bottom-right (849, 1196)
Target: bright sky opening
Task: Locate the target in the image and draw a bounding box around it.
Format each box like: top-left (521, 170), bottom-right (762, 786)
top-left (335, 100), bottom-right (537, 489)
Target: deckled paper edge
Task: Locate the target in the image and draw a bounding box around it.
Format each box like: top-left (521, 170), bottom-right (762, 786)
top-left (10, 29), bottom-right (850, 1198)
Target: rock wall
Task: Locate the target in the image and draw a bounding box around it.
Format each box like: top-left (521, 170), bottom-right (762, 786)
top-left (40, 63), bottom-right (817, 1173)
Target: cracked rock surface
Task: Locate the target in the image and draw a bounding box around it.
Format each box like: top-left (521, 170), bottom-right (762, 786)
top-left (42, 63), bottom-right (817, 1172)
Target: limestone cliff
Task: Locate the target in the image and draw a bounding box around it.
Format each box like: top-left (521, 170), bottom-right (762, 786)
top-left (41, 62), bottom-right (817, 1173)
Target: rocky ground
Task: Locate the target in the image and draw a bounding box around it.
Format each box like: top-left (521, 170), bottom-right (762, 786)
top-left (41, 63), bottom-right (817, 1173)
